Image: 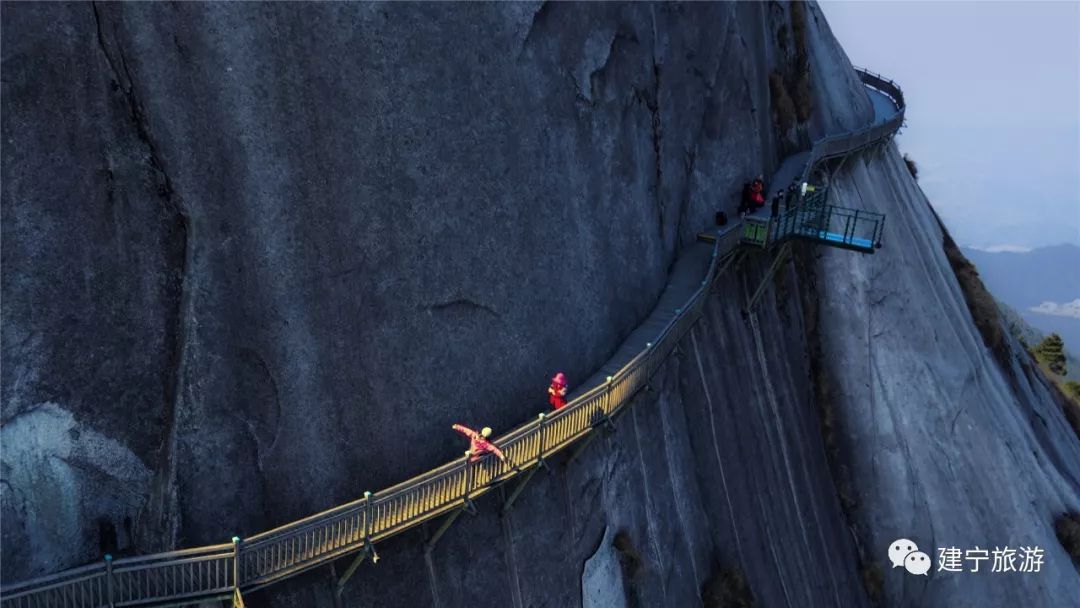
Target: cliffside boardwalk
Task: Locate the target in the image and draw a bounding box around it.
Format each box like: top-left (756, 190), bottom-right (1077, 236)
top-left (0, 68), bottom-right (904, 608)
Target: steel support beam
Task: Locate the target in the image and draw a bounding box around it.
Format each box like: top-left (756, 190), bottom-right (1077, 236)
top-left (335, 543), bottom-right (379, 597)
top-left (744, 242), bottom-right (792, 314)
top-left (423, 498), bottom-right (476, 555)
top-left (566, 409), bottom-right (618, 466)
top-left (501, 464), bottom-right (540, 515)
top-left (833, 150), bottom-right (852, 178)
top-left (567, 431), bottom-right (599, 465)
top-left (718, 250), bottom-right (742, 275)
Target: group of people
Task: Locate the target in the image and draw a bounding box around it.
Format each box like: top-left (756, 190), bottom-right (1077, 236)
top-left (452, 371), bottom-right (570, 465)
top-left (463, 174), bottom-right (823, 464)
top-left (458, 173), bottom-right (823, 465)
top-left (464, 174), bottom-right (824, 466)
top-left (738, 175), bottom-right (767, 215)
top-left (736, 174), bottom-right (817, 220)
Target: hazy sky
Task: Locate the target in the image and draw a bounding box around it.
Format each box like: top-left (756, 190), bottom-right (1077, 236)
top-left (820, 1), bottom-right (1080, 250)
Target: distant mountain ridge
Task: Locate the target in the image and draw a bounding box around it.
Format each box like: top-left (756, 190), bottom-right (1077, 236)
top-left (962, 243), bottom-right (1080, 307)
top-left (963, 243), bottom-right (1080, 350)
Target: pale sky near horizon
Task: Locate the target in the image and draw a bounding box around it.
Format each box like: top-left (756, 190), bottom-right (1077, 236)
top-left (820, 1), bottom-right (1080, 251)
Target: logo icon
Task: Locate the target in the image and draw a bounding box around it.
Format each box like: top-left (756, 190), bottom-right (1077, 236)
top-left (889, 539), bottom-right (931, 575)
top-left (889, 538), bottom-right (918, 569)
top-left (904, 551), bottom-right (931, 575)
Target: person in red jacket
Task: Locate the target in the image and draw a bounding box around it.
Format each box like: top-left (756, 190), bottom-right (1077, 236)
top-left (548, 372), bottom-right (568, 410)
top-left (750, 176), bottom-right (766, 209)
top-left (452, 424), bottom-right (507, 463)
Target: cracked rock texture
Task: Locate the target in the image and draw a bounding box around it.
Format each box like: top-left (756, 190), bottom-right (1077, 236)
top-left (4, 2), bottom-right (1078, 608)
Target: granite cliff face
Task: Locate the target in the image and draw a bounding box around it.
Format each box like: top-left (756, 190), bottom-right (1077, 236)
top-left (807, 146), bottom-right (1080, 607)
top-left (1, 0), bottom-right (802, 578)
top-left (3, 2), bottom-right (1078, 607)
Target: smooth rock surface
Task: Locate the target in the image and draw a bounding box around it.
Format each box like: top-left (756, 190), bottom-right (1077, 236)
top-left (2, 0), bottom-right (792, 580)
top-left (810, 146), bottom-right (1080, 607)
top-left (581, 526), bottom-right (627, 608)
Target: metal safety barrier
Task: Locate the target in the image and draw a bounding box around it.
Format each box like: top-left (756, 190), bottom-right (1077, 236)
top-left (0, 68), bottom-right (905, 608)
top-left (766, 197), bottom-right (885, 252)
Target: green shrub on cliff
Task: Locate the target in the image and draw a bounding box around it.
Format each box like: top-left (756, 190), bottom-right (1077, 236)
top-left (1034, 333), bottom-right (1067, 376)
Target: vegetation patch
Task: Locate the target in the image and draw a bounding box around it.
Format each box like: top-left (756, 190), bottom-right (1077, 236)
top-left (1064, 381), bottom-right (1080, 402)
top-left (1054, 512), bottom-right (1080, 566)
top-left (767, 1), bottom-right (813, 132)
top-left (790, 0), bottom-right (809, 63)
top-left (939, 227), bottom-right (1008, 366)
top-left (1061, 388), bottom-right (1080, 444)
top-left (775, 23), bottom-right (789, 54)
top-left (789, 0), bottom-right (813, 122)
top-left (793, 70), bottom-right (813, 124)
top-left (935, 203), bottom-right (1080, 442)
top-left (769, 71), bottom-right (797, 132)
top-left (613, 530), bottom-right (644, 580)
top-left (701, 565), bottom-right (755, 608)
top-left (1027, 334), bottom-right (1080, 441)
top-left (1034, 334), bottom-right (1068, 376)
top-left (903, 154), bottom-right (918, 180)
top-left (612, 530), bottom-right (645, 608)
top-left (860, 562), bottom-right (884, 607)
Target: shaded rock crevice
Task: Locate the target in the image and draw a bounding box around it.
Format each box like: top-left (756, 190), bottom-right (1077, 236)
top-left (90, 1), bottom-right (191, 554)
top-left (517, 1), bottom-right (553, 60)
top-left (425, 298), bottom-right (501, 318)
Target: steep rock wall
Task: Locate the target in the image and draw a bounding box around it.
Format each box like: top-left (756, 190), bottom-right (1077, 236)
top-left (3, 0), bottom-right (855, 583)
top-left (253, 251), bottom-right (870, 608)
top-left (9, 2), bottom-right (1073, 608)
top-left (809, 146), bottom-right (1080, 606)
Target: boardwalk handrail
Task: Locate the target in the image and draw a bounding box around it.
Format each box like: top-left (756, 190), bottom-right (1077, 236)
top-left (0, 68), bottom-right (904, 607)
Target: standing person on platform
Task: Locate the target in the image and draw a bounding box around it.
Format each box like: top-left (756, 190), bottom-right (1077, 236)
top-left (549, 372), bottom-right (568, 410)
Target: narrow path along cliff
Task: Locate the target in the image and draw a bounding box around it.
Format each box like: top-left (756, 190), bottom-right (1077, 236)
top-left (3, 3), bottom-right (1078, 608)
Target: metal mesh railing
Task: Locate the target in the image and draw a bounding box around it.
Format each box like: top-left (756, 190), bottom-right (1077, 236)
top-left (772, 199), bottom-right (885, 251)
top-left (799, 67), bottom-right (905, 185)
top-left (0, 68), bottom-right (904, 608)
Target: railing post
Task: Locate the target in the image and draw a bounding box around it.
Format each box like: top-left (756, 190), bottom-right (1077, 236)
top-left (601, 376), bottom-right (616, 431)
top-left (605, 376), bottom-right (614, 415)
top-left (644, 342), bottom-right (654, 390)
top-left (232, 536), bottom-right (242, 591)
top-left (363, 491), bottom-right (373, 543)
top-left (461, 461), bottom-right (478, 515)
top-left (105, 553), bottom-right (115, 608)
top-left (337, 495), bottom-right (378, 596)
top-left (536, 413), bottom-right (547, 466)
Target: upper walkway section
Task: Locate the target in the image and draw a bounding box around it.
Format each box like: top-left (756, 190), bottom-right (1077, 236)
top-left (734, 187), bottom-right (886, 254)
top-left (0, 68), bottom-right (906, 608)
